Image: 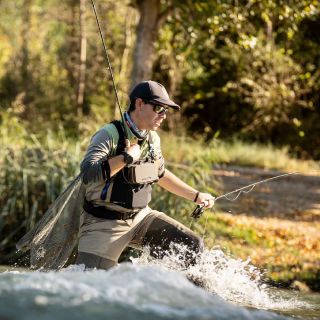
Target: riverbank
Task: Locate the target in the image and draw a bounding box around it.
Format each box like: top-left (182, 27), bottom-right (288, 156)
top-left (201, 212), bottom-right (320, 291)
top-left (190, 165), bottom-right (320, 292)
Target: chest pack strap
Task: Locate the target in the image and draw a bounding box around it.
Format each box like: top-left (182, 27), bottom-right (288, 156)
top-left (111, 120), bottom-right (155, 160)
top-left (111, 120), bottom-right (126, 155)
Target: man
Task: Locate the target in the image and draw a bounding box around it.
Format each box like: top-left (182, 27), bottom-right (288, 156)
top-left (75, 80), bottom-right (215, 270)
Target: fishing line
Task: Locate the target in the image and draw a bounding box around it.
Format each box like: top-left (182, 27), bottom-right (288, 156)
top-left (191, 172), bottom-right (299, 219)
top-left (223, 185), bottom-right (255, 201)
top-left (215, 172), bottom-right (298, 203)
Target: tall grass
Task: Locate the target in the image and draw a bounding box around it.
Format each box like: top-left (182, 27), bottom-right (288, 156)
top-left (0, 113), bottom-right (84, 262)
top-left (160, 132), bottom-right (320, 174)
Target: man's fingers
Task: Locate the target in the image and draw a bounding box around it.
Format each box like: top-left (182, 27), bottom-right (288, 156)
top-left (203, 200), bottom-right (209, 207)
top-left (195, 192), bottom-right (215, 208)
top-left (201, 198), bottom-right (215, 208)
top-left (125, 143), bottom-right (141, 162)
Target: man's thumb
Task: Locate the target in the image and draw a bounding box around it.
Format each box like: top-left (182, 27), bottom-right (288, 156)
top-left (125, 139), bottom-right (130, 148)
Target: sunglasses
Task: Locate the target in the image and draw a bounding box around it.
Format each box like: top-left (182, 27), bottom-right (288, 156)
top-left (151, 104), bottom-right (169, 115)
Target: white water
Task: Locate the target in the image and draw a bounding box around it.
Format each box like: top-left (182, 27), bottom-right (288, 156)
top-left (132, 245), bottom-right (307, 310)
top-left (133, 245), bottom-right (314, 311)
top-left (1, 248), bottom-right (318, 320)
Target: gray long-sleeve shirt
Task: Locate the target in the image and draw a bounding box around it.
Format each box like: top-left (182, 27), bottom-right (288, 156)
top-left (80, 121), bottom-right (165, 210)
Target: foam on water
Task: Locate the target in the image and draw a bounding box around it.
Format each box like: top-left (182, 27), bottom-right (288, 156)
top-left (132, 245), bottom-right (310, 310)
top-left (0, 264), bottom-right (295, 320)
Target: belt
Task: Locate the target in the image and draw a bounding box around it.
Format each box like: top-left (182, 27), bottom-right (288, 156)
top-left (83, 199), bottom-right (139, 220)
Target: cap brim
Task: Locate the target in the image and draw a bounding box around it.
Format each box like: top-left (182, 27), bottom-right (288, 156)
top-left (150, 98), bottom-right (181, 110)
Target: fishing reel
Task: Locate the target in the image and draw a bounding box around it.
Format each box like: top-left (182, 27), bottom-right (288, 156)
top-left (191, 203), bottom-right (206, 219)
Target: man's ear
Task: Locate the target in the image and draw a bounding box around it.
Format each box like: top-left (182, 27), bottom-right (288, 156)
top-left (135, 98), bottom-right (144, 111)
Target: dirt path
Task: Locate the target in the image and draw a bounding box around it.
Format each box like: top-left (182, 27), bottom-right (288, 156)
top-left (212, 166), bottom-right (320, 222)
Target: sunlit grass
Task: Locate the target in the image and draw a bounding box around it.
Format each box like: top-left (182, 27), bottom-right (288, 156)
top-left (160, 132), bottom-right (320, 174)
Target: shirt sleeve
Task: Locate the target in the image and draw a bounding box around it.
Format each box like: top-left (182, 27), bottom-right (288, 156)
top-left (80, 129), bottom-right (113, 184)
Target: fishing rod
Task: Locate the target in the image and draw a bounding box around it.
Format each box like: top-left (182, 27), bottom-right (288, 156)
top-left (191, 172), bottom-right (299, 219)
top-left (90, 0), bottom-right (129, 138)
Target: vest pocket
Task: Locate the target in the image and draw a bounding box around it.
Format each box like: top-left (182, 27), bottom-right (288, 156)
top-left (110, 175), bottom-right (152, 209)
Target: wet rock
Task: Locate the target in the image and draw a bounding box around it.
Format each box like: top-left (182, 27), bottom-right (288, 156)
top-left (290, 280), bottom-right (311, 292)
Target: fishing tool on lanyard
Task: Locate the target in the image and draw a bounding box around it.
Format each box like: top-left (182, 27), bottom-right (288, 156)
top-left (90, 0), bottom-right (129, 139)
top-left (191, 172), bottom-right (299, 219)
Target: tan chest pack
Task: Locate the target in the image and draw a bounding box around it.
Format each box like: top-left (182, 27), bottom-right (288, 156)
top-left (125, 160), bottom-right (160, 184)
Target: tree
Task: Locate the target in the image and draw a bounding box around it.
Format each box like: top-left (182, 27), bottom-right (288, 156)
top-left (155, 0), bottom-right (320, 158)
top-left (20, 0), bottom-right (33, 110)
top-left (130, 0), bottom-right (172, 88)
top-left (76, 0), bottom-right (87, 117)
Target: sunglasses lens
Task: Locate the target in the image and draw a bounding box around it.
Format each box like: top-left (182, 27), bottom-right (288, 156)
top-left (153, 105), bottom-right (167, 114)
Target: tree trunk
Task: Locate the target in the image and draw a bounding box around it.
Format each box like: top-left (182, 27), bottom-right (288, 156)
top-left (21, 0), bottom-right (32, 110)
top-left (76, 0), bottom-right (87, 117)
top-left (130, 0), bottom-right (161, 89)
top-left (114, 8), bottom-right (135, 118)
top-left (65, 0), bottom-right (78, 110)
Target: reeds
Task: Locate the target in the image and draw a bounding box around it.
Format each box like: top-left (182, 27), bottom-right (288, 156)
top-left (0, 129), bottom-right (82, 263)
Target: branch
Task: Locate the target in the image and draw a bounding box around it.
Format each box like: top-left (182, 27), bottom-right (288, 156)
top-left (157, 5), bottom-right (174, 29)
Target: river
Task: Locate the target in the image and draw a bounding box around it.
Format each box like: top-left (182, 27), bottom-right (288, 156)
top-left (0, 248), bottom-right (319, 320)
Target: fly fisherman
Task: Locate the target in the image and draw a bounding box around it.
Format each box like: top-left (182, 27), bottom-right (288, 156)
top-left (75, 80), bottom-right (215, 270)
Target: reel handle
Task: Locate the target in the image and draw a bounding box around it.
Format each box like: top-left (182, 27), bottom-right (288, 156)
top-left (191, 203), bottom-right (205, 219)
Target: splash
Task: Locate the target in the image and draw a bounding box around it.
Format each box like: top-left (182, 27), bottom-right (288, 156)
top-left (131, 244), bottom-right (309, 310)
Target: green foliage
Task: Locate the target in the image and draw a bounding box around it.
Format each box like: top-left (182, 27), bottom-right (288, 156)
top-left (0, 0), bottom-right (135, 127)
top-left (224, 38), bottom-right (307, 139)
top-left (154, 0), bottom-right (320, 159)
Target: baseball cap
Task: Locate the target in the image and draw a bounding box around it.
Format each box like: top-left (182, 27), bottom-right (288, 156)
top-left (129, 80), bottom-right (180, 110)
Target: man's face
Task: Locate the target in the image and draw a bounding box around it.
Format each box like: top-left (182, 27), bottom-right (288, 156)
top-left (139, 101), bottom-right (168, 131)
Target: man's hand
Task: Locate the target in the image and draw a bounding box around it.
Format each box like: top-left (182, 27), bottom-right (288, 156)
top-left (195, 192), bottom-right (215, 209)
top-left (125, 139), bottom-right (141, 162)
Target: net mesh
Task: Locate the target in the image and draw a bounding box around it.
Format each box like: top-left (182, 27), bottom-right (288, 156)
top-left (16, 174), bottom-right (85, 270)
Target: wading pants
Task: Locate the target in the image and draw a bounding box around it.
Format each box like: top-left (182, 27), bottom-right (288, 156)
top-left (76, 207), bottom-right (203, 270)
